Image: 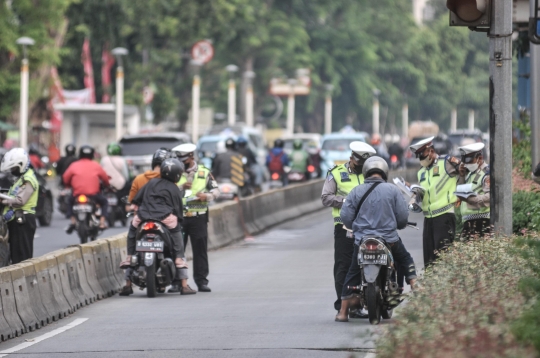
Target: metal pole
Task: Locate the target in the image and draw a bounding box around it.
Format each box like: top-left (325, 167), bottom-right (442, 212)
top-left (19, 58), bottom-right (29, 149)
top-left (324, 94), bottom-right (332, 134)
top-left (402, 102), bottom-right (409, 139)
top-left (286, 80), bottom-right (296, 136)
top-left (115, 66), bottom-right (124, 140)
top-left (450, 108), bottom-right (457, 132)
top-left (490, 0), bottom-right (513, 235)
top-left (372, 96), bottom-right (380, 135)
top-left (246, 83), bottom-right (254, 127)
top-left (468, 109), bottom-right (475, 131)
top-left (531, 0), bottom-right (540, 169)
top-left (192, 74), bottom-right (201, 142)
top-left (228, 78), bottom-right (236, 125)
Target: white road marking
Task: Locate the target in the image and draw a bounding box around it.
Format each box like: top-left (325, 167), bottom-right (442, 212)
top-left (0, 318), bottom-right (88, 357)
top-left (364, 353), bottom-right (376, 358)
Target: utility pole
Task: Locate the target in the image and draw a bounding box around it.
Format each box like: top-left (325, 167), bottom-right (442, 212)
top-left (402, 102), bottom-right (409, 139)
top-left (286, 79), bottom-right (297, 136)
top-left (16, 37), bottom-right (34, 149)
top-left (450, 108), bottom-right (457, 132)
top-left (530, 0), bottom-right (540, 168)
top-left (324, 84), bottom-right (334, 134)
top-left (489, 0), bottom-right (513, 235)
top-left (468, 109), bottom-right (475, 130)
top-left (372, 89), bottom-right (381, 135)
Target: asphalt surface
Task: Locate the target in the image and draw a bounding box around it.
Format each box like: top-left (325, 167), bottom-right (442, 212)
top-left (1, 208), bottom-right (425, 357)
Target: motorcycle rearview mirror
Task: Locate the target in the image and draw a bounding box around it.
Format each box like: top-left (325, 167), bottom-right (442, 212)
top-left (184, 189), bottom-right (192, 198)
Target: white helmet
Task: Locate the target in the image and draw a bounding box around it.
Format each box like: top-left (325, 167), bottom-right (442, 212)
top-left (0, 148), bottom-right (30, 174)
top-left (362, 156), bottom-right (389, 181)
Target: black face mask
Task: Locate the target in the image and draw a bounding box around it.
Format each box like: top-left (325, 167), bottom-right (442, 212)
top-left (350, 157), bottom-right (365, 174)
top-left (10, 168), bottom-right (21, 177)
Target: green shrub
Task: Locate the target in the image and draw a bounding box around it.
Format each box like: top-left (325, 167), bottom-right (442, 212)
top-left (513, 191), bottom-right (540, 234)
top-left (513, 117), bottom-right (532, 177)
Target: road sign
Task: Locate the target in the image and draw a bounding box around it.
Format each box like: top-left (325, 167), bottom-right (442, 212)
top-left (191, 40), bottom-right (214, 64)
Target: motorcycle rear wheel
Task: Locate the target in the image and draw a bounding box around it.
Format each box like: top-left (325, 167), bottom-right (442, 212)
top-left (77, 221), bottom-right (88, 244)
top-left (366, 283), bottom-right (381, 325)
top-left (146, 260), bottom-right (157, 298)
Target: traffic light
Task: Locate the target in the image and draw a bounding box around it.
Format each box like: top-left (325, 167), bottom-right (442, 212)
top-left (446, 0), bottom-right (491, 29)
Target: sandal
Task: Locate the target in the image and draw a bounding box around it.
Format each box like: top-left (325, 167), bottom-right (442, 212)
top-left (175, 258), bottom-right (188, 269)
top-left (335, 314), bottom-right (349, 322)
top-left (119, 256), bottom-right (132, 269)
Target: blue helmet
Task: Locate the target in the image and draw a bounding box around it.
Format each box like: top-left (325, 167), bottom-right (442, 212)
top-left (237, 136), bottom-right (248, 146)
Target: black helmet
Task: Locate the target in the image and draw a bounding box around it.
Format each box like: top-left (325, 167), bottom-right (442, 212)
top-left (225, 138), bottom-right (236, 149)
top-left (160, 158), bottom-right (184, 183)
top-left (79, 145), bottom-right (95, 160)
top-left (237, 136), bottom-right (248, 147)
top-left (65, 144), bottom-right (76, 156)
top-left (274, 139), bottom-right (284, 148)
top-left (152, 148), bottom-right (170, 169)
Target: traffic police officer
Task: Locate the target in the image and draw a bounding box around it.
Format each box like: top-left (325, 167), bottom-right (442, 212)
top-left (409, 136), bottom-right (463, 267)
top-left (456, 142), bottom-right (491, 239)
top-left (0, 148), bottom-right (39, 264)
top-left (321, 141), bottom-right (376, 313)
top-left (169, 143), bottom-right (220, 293)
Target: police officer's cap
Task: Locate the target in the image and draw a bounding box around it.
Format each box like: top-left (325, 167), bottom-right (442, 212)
top-left (350, 141), bottom-right (376, 160)
top-left (409, 136), bottom-right (434, 154)
top-left (172, 143), bottom-right (197, 156)
top-left (459, 142), bottom-right (484, 156)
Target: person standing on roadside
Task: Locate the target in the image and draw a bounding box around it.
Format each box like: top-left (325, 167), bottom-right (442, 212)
top-left (321, 141), bottom-right (376, 316)
top-left (169, 143), bottom-right (220, 293)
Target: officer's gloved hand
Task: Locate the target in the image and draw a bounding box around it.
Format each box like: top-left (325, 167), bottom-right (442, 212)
top-left (3, 210), bottom-right (14, 222)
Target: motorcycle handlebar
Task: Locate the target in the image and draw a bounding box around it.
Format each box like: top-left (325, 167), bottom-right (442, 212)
top-left (407, 222), bottom-right (417, 226)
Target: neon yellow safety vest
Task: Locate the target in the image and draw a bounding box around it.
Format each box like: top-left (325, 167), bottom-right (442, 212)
top-left (3, 168), bottom-right (39, 217)
top-left (329, 164), bottom-right (364, 225)
top-left (417, 157), bottom-right (458, 218)
top-left (461, 166), bottom-right (490, 221)
top-left (177, 165), bottom-right (210, 214)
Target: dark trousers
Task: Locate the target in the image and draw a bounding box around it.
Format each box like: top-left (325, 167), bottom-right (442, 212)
top-left (341, 239), bottom-right (416, 299)
top-left (460, 218), bottom-right (491, 240)
top-left (8, 214), bottom-right (36, 264)
top-left (182, 214), bottom-right (209, 287)
top-left (334, 224), bottom-right (355, 311)
top-left (423, 213), bottom-right (456, 267)
top-left (67, 194), bottom-right (108, 219)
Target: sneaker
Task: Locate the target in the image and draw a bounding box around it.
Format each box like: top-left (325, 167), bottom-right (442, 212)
top-left (349, 308), bottom-right (369, 319)
top-left (65, 223), bottom-right (76, 235)
top-left (168, 285), bottom-right (180, 293)
top-left (180, 285), bottom-right (197, 295)
top-left (119, 285), bottom-right (133, 296)
top-left (198, 285), bottom-right (211, 292)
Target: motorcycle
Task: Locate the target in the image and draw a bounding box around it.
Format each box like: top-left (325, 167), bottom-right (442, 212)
top-left (389, 154), bottom-right (401, 170)
top-left (216, 179), bottom-right (239, 201)
top-left (103, 188), bottom-right (127, 228)
top-left (58, 186), bottom-right (72, 216)
top-left (72, 194), bottom-right (103, 244)
top-left (348, 221), bottom-right (418, 325)
top-left (287, 170), bottom-right (306, 183)
top-left (127, 220), bottom-right (177, 298)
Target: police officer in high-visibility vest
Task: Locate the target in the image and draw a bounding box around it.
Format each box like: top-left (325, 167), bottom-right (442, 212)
top-left (409, 136), bottom-right (463, 267)
top-left (321, 141), bottom-right (376, 314)
top-left (169, 143), bottom-right (220, 293)
top-left (0, 148), bottom-right (39, 264)
top-left (456, 142), bottom-right (491, 239)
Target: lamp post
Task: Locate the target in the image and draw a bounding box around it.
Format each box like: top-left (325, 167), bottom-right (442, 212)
top-left (450, 108), bottom-right (457, 132)
top-left (16, 37), bottom-right (34, 149)
top-left (468, 109), bottom-right (475, 131)
top-left (402, 97), bottom-right (409, 139)
top-left (226, 65), bottom-right (239, 126)
top-left (111, 47), bottom-right (128, 140)
top-left (190, 60), bottom-right (203, 142)
top-left (286, 79), bottom-right (297, 136)
top-left (372, 88), bottom-right (381, 135)
top-left (324, 84), bottom-right (334, 134)
top-left (244, 71), bottom-right (255, 127)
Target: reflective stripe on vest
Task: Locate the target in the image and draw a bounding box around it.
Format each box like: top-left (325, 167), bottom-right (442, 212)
top-left (330, 164), bottom-right (364, 225)
top-left (461, 168), bottom-right (490, 222)
top-left (418, 159), bottom-right (458, 218)
top-left (4, 169), bottom-right (39, 216)
top-left (177, 165), bottom-right (209, 213)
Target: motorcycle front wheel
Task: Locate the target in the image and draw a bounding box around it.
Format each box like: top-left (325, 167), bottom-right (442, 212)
top-left (146, 260), bottom-right (157, 298)
top-left (366, 283), bottom-right (381, 325)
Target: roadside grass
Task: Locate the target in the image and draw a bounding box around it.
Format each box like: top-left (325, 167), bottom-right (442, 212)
top-left (375, 234), bottom-right (539, 358)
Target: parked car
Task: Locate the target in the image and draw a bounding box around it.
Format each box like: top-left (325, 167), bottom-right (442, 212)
top-left (319, 133), bottom-right (367, 173)
top-left (120, 132), bottom-right (191, 174)
top-left (447, 129), bottom-right (488, 158)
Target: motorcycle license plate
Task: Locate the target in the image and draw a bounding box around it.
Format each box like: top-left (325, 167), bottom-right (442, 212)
top-left (73, 204), bottom-right (92, 213)
top-left (107, 196), bottom-right (118, 205)
top-left (360, 253), bottom-right (387, 265)
top-left (136, 241), bottom-right (164, 252)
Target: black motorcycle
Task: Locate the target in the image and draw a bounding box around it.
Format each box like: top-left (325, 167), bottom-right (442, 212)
top-left (103, 187), bottom-right (127, 228)
top-left (348, 222), bottom-right (417, 325)
top-left (127, 220), bottom-right (176, 298)
top-left (58, 186), bottom-right (72, 216)
top-left (72, 194), bottom-right (102, 244)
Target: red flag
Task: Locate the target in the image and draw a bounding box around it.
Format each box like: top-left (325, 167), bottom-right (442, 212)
top-left (49, 67), bottom-right (65, 133)
top-left (81, 38), bottom-right (96, 103)
top-left (101, 43), bottom-right (115, 103)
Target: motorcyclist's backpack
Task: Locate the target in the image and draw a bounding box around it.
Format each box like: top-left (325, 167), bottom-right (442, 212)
top-left (268, 152), bottom-right (284, 173)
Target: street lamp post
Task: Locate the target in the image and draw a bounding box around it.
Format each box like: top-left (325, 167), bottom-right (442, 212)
top-left (226, 65), bottom-right (239, 126)
top-left (190, 60), bottom-right (203, 142)
top-left (372, 89), bottom-right (381, 135)
top-left (112, 47), bottom-right (128, 140)
top-left (402, 98), bottom-right (409, 139)
top-left (16, 37), bottom-right (35, 149)
top-left (324, 84), bottom-right (334, 135)
top-left (244, 71), bottom-right (255, 127)
top-left (287, 79), bottom-right (297, 136)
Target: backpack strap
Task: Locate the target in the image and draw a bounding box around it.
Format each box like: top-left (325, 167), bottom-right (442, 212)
top-left (353, 182), bottom-right (382, 220)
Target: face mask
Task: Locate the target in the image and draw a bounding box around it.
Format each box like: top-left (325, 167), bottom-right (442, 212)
top-left (464, 163), bottom-right (478, 172)
top-left (420, 157), bottom-right (433, 167)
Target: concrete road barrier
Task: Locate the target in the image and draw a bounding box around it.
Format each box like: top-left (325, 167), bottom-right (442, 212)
top-left (53, 247), bottom-right (96, 305)
top-left (0, 269), bottom-right (24, 339)
top-left (79, 245), bottom-right (108, 300)
top-left (51, 249), bottom-right (80, 312)
top-left (91, 240), bottom-right (122, 296)
top-left (9, 263), bottom-right (42, 331)
top-left (32, 255), bottom-right (72, 319)
top-left (104, 234), bottom-right (128, 287)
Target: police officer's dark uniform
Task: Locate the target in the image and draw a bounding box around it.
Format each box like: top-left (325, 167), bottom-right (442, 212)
top-left (321, 141), bottom-right (376, 312)
top-left (169, 143), bottom-right (220, 293)
top-left (0, 148), bottom-right (39, 264)
top-left (456, 142), bottom-right (491, 239)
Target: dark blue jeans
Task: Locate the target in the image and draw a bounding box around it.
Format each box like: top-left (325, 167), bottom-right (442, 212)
top-left (341, 238), bottom-right (417, 300)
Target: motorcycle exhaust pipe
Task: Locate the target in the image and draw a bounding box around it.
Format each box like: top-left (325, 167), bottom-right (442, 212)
top-left (160, 258), bottom-right (175, 282)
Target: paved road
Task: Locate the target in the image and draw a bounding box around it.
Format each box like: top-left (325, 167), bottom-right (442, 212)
top-left (0, 208), bottom-right (424, 357)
